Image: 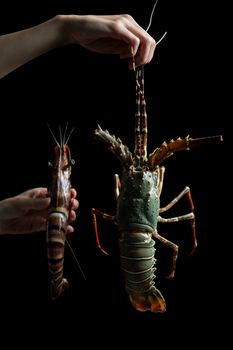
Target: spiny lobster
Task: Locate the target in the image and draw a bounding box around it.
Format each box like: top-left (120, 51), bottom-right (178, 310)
top-left (91, 65), bottom-right (223, 313)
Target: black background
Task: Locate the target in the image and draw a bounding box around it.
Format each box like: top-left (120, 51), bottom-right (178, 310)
top-left (0, 0), bottom-right (228, 346)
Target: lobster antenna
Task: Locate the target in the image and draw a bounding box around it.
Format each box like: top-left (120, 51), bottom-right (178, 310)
top-left (146, 0), bottom-right (167, 45)
top-left (156, 31), bottom-right (167, 45)
top-left (59, 125), bottom-right (63, 147)
top-left (65, 239), bottom-right (86, 281)
top-left (146, 0), bottom-right (158, 32)
top-left (63, 121), bottom-right (69, 146)
top-left (65, 126), bottom-right (75, 146)
top-left (47, 123), bottom-right (59, 147)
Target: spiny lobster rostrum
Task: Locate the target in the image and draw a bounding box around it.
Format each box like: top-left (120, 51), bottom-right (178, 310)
top-left (91, 65), bottom-right (223, 313)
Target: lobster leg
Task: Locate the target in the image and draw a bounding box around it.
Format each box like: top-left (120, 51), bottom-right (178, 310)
top-left (155, 187), bottom-right (196, 278)
top-left (152, 230), bottom-right (178, 279)
top-left (91, 208), bottom-right (115, 255)
top-left (158, 213), bottom-right (195, 222)
top-left (159, 186), bottom-right (194, 213)
top-left (158, 186), bottom-right (196, 255)
top-left (158, 213), bottom-right (196, 257)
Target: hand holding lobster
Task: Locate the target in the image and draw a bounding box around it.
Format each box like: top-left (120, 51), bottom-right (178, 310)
top-left (0, 187), bottom-right (78, 235)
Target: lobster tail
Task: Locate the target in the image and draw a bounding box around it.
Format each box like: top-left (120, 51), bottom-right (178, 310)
top-left (119, 231), bottom-right (166, 313)
top-left (129, 287), bottom-right (166, 313)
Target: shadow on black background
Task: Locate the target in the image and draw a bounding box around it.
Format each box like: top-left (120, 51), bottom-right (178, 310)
top-left (0, 0), bottom-right (228, 346)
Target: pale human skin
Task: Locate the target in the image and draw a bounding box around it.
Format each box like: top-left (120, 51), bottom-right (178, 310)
top-left (0, 14), bottom-right (156, 79)
top-left (0, 187), bottom-right (79, 235)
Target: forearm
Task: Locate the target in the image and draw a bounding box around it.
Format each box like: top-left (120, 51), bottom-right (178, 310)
top-left (0, 15), bottom-right (67, 79)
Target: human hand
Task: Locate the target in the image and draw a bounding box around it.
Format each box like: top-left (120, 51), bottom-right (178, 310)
top-left (62, 14), bottom-right (156, 67)
top-left (0, 13), bottom-right (156, 79)
top-left (0, 187), bottom-right (79, 235)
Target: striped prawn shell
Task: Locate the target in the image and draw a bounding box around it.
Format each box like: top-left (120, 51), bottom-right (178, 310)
top-left (47, 139), bottom-right (72, 300)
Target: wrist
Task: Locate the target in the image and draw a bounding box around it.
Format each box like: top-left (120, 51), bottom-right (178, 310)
top-left (45, 15), bottom-right (67, 48)
top-left (53, 14), bottom-right (80, 46)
